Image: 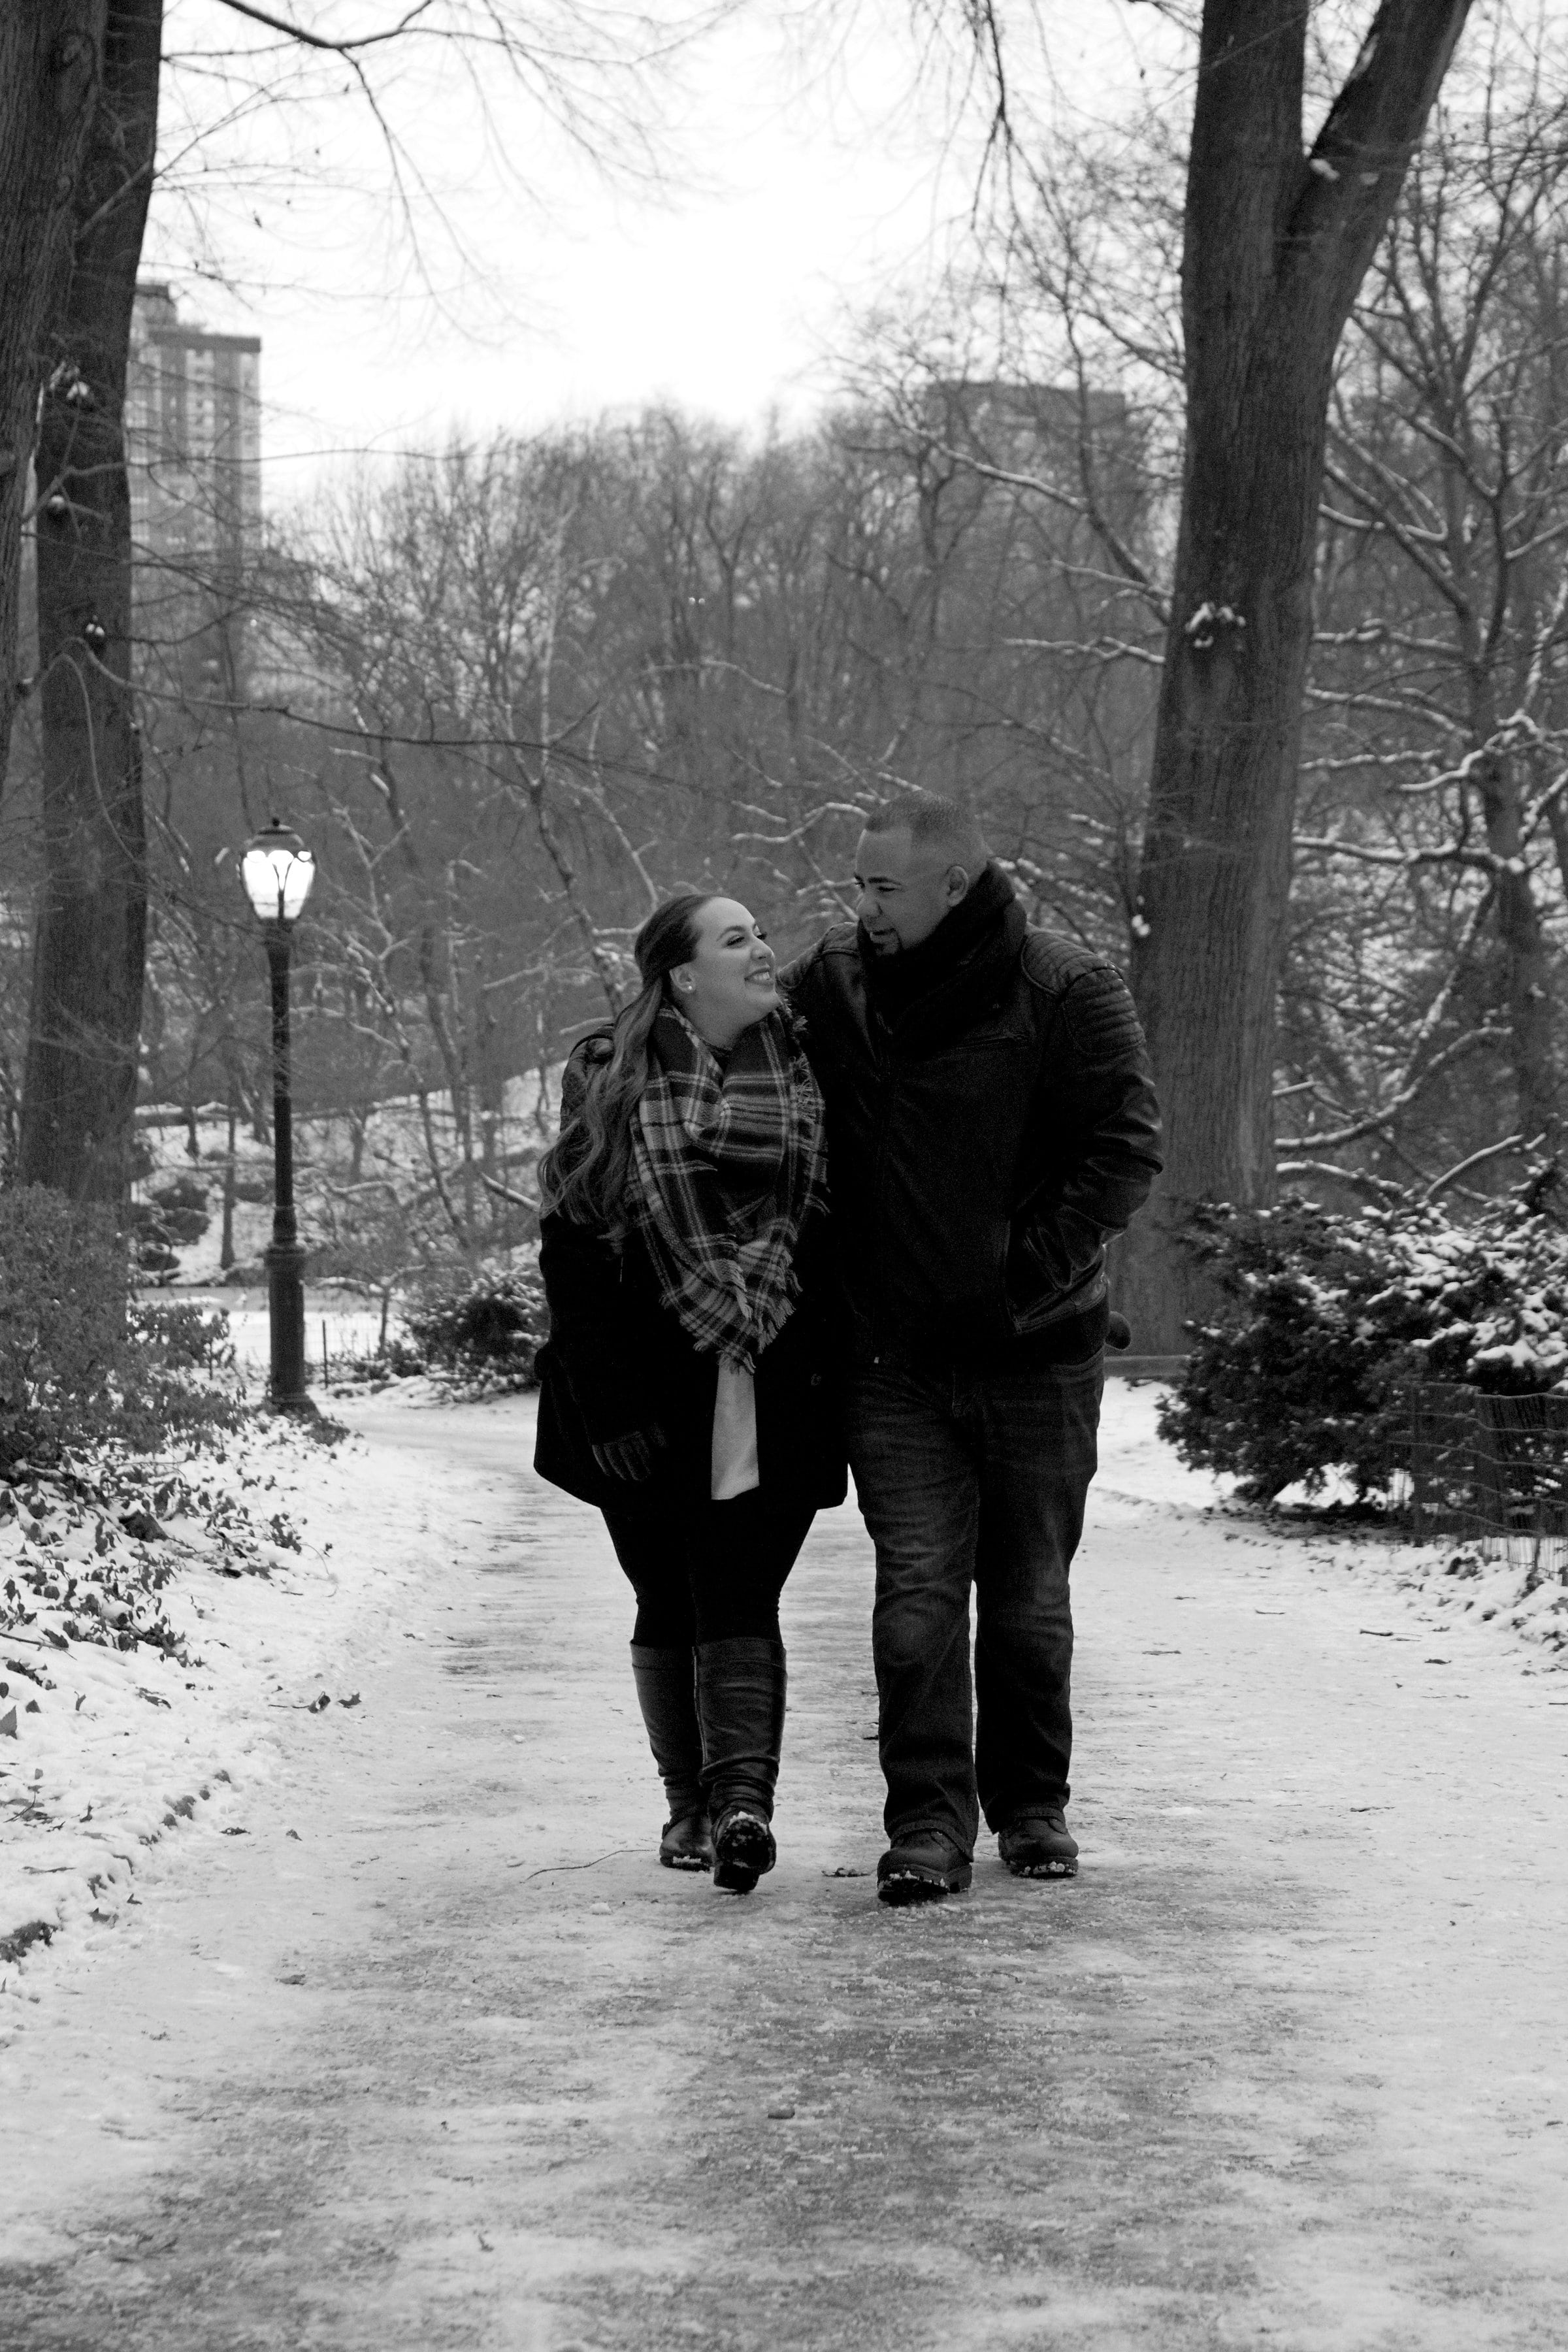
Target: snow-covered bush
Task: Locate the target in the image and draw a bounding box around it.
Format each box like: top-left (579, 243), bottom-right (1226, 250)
top-left (1158, 1170), bottom-right (1568, 1501)
top-left (0, 1188), bottom-right (244, 1461)
top-left (403, 1265), bottom-right (547, 1390)
top-left (126, 1174), bottom-right (214, 1279)
top-left (126, 1298), bottom-right (236, 1375)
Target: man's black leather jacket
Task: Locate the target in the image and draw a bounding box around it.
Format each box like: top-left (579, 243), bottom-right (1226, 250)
top-left (781, 893), bottom-right (1162, 1358)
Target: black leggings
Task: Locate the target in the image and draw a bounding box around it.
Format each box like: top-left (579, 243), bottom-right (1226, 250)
top-left (601, 1486), bottom-right (816, 1646)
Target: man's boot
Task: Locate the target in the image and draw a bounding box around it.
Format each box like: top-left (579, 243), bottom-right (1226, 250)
top-left (998, 1808), bottom-right (1078, 1879)
top-left (876, 1829), bottom-right (973, 1906)
top-left (629, 1644), bottom-right (713, 1870)
top-left (694, 1636), bottom-right (787, 1893)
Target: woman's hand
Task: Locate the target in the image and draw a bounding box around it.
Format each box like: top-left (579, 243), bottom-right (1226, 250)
top-left (592, 1424), bottom-right (668, 1482)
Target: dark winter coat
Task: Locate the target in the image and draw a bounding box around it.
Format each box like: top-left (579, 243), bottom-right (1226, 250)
top-left (779, 867), bottom-right (1163, 1360)
top-left (532, 1047), bottom-right (848, 1514)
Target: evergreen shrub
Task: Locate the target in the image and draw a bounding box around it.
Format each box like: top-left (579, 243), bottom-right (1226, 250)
top-left (403, 1264), bottom-right (548, 1390)
top-left (1158, 1171), bottom-right (1568, 1503)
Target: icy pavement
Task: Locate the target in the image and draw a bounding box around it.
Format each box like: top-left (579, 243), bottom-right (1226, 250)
top-left (1, 1384), bottom-right (1566, 2350)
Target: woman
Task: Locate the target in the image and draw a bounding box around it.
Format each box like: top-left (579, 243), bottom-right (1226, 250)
top-left (533, 893), bottom-right (844, 1894)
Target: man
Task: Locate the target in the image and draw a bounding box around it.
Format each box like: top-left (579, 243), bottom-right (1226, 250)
top-left (782, 798), bottom-right (1162, 1904)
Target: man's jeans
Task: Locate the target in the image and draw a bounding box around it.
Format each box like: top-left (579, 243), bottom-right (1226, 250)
top-left (844, 1346), bottom-right (1103, 1855)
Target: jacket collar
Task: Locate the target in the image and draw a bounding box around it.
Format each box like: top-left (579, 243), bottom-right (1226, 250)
top-left (858, 861), bottom-right (1024, 1045)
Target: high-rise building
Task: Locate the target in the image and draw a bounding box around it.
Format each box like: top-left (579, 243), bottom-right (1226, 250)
top-left (127, 283), bottom-right (261, 683)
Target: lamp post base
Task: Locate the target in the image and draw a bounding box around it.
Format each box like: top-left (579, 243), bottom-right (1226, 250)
top-left (265, 1236), bottom-right (312, 1410)
top-left (264, 1388), bottom-right (320, 1419)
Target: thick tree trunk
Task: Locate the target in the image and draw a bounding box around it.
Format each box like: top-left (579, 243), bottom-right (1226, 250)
top-left (1441, 428), bottom-right (1557, 1139)
top-left (18, 0), bottom-right (161, 1203)
top-left (0, 5), bottom-right (105, 801)
top-left (1449, 462), bottom-right (1556, 1135)
top-left (1118, 0), bottom-right (1473, 1353)
top-left (1469, 732), bottom-right (1556, 1143)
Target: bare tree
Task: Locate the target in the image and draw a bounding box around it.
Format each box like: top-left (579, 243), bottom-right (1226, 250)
top-left (3, 0), bottom-right (734, 1205)
top-left (1112, 0), bottom-right (1475, 1350)
top-left (1294, 65), bottom-right (1568, 1156)
top-left (919, 8), bottom-right (1560, 1227)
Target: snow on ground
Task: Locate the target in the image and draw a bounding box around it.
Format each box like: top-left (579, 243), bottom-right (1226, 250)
top-left (189, 1289), bottom-right (398, 1385)
top-left (1107, 1379), bottom-right (1568, 1669)
top-left (134, 1073), bottom-right (559, 1289)
top-left (3, 1379), bottom-right (1565, 2348)
top-left (0, 1416), bottom-right (435, 1991)
top-left (7, 1379), bottom-right (1563, 1991)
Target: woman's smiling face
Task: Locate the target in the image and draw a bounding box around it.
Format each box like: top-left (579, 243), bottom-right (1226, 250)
top-left (671, 897), bottom-right (778, 1048)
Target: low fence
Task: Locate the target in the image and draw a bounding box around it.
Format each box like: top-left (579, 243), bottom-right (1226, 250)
top-left (1409, 1382), bottom-right (1568, 1579)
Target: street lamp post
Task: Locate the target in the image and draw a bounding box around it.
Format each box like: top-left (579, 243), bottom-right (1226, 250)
top-left (240, 819), bottom-right (316, 1411)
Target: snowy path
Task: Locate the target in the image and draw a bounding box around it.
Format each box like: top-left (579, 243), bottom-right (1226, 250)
top-left (3, 1391), bottom-right (1567, 2350)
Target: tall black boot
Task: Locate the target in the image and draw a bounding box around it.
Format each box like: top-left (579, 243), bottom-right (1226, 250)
top-left (695, 1636), bottom-right (787, 1893)
top-left (629, 1644), bottom-right (712, 1871)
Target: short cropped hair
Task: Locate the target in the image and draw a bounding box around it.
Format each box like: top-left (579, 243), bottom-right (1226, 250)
top-left (860, 794), bottom-right (988, 873)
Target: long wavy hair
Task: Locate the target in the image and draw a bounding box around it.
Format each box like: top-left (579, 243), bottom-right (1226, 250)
top-left (538, 893), bottom-right (715, 1226)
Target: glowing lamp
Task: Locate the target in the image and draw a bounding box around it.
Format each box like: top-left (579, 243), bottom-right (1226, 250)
top-left (240, 819), bottom-right (316, 926)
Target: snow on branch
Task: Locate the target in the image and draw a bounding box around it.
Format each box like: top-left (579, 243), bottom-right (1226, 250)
top-left (1273, 1159), bottom-right (1407, 1200)
top-left (1420, 1134), bottom-right (1532, 1207)
top-left (1523, 766), bottom-right (1568, 842)
top-left (1396, 710), bottom-right (1563, 795)
top-left (1003, 636), bottom-right (1164, 669)
top-left (1183, 602), bottom-right (1245, 650)
top-left (1293, 832), bottom-right (1501, 874)
top-left (1297, 747), bottom-right (1434, 777)
top-left (1277, 1024), bottom-right (1509, 1152)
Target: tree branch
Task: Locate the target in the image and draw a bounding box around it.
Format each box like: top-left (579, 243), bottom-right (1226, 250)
top-left (1278, 1023), bottom-right (1508, 1151)
top-left (1421, 1132), bottom-right (1529, 1205)
top-left (212, 0), bottom-right (440, 54)
top-left (1285, 0), bottom-right (1475, 335)
top-left (1274, 1159), bottom-right (1407, 1201)
top-left (479, 1168), bottom-right (540, 1211)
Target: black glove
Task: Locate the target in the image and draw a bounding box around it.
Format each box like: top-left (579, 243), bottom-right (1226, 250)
top-left (1106, 1312), bottom-right (1132, 1352)
top-left (592, 1424), bottom-right (668, 1483)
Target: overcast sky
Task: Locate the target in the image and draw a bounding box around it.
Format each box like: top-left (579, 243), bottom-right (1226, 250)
top-left (150, 1), bottom-right (1190, 506)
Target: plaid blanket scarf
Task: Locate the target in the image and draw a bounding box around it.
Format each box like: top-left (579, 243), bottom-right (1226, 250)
top-left (628, 1002), bottom-right (828, 1370)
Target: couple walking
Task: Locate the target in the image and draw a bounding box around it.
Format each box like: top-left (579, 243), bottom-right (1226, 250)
top-left (534, 798), bottom-right (1162, 1903)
